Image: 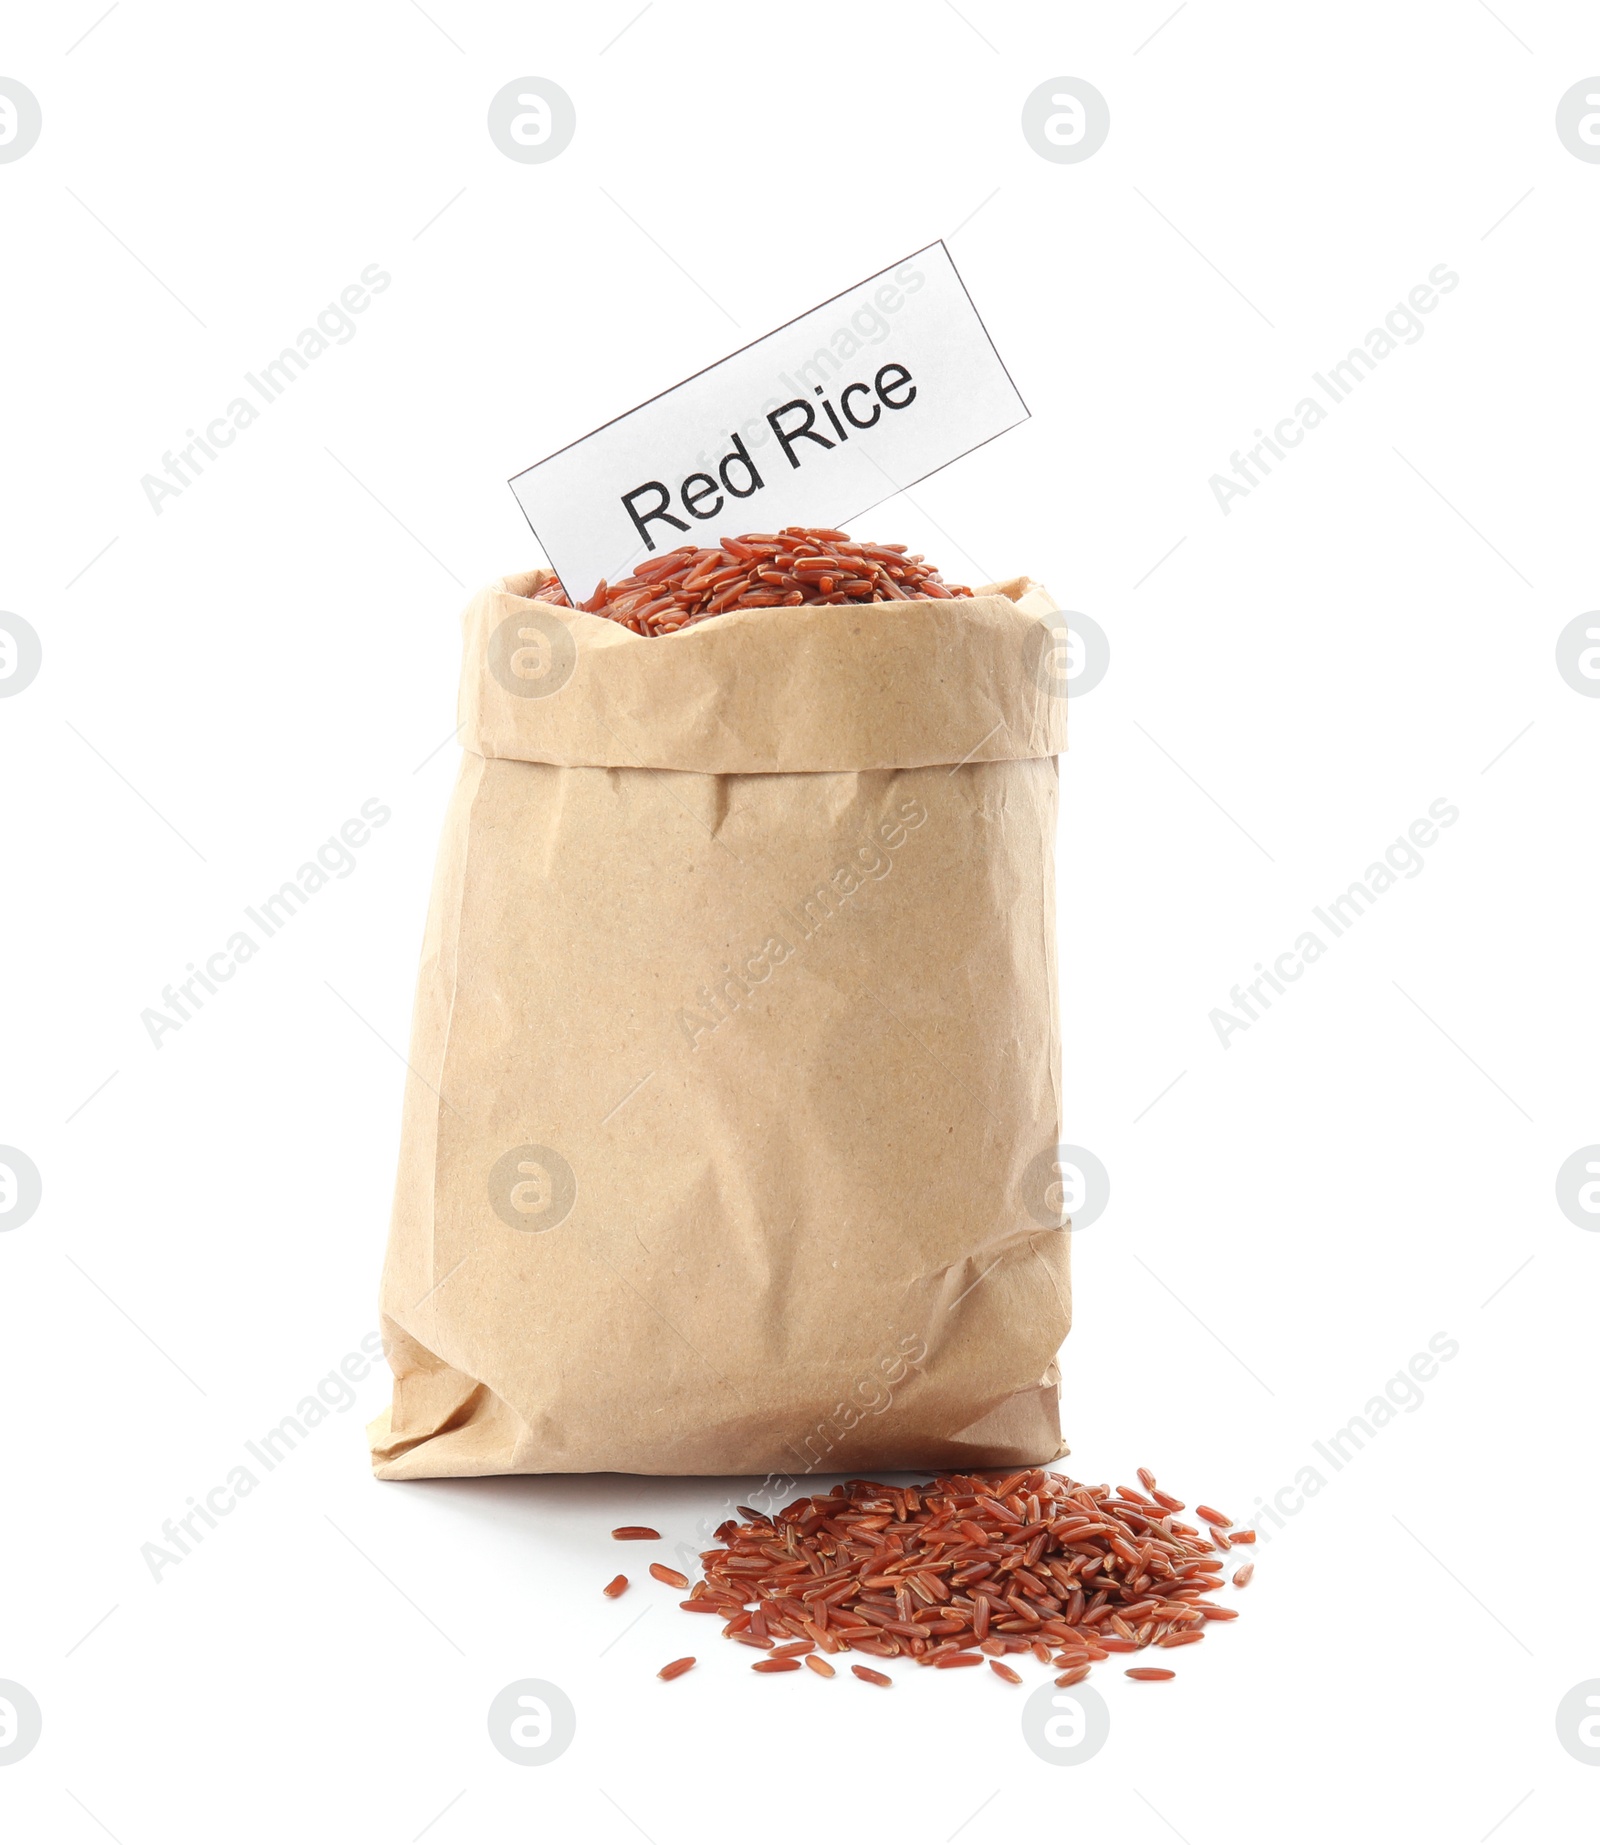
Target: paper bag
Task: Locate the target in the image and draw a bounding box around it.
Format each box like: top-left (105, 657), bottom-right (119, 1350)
top-left (369, 568), bottom-right (1070, 1480)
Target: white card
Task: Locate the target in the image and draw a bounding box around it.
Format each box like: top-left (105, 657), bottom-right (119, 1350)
top-left (508, 241), bottom-right (1027, 600)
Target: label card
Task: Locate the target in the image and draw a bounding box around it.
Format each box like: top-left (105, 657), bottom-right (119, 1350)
top-left (508, 241), bottom-right (1027, 600)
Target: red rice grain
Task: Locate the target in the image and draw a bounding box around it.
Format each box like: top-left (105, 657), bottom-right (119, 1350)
top-left (535, 528), bottom-right (973, 638)
top-left (602, 1574), bottom-right (629, 1598)
top-left (805, 1655), bottom-right (836, 1679)
top-left (1195, 1506), bottom-right (1231, 1528)
top-left (752, 1657), bottom-right (801, 1673)
top-left (1126, 1668), bottom-right (1176, 1681)
top-left (657, 1657), bottom-right (696, 1681)
top-left (613, 1526), bottom-right (660, 1540)
top-left (650, 1563), bottom-right (690, 1589)
top-left (1232, 1563), bottom-right (1255, 1588)
top-left (637, 1466), bottom-right (1248, 1684)
top-left (1055, 1665), bottom-right (1092, 1686)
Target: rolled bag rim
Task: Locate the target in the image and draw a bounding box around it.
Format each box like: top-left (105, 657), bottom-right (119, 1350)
top-left (462, 568), bottom-right (1067, 775)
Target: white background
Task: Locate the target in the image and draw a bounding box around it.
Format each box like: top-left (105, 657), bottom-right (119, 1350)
top-left (2, 1), bottom-right (1597, 1838)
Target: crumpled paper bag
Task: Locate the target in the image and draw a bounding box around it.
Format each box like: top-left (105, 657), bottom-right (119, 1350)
top-left (369, 569), bottom-right (1070, 1479)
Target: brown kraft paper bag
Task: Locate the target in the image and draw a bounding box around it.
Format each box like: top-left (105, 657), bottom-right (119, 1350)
top-left (369, 567), bottom-right (1071, 1481)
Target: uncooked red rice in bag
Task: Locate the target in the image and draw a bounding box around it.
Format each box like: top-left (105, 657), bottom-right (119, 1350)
top-left (370, 530), bottom-right (1072, 1479)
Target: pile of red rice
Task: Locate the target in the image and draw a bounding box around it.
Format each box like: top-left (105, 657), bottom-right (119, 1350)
top-left (537, 527), bottom-right (972, 637)
top-left (619, 1466), bottom-right (1254, 1686)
